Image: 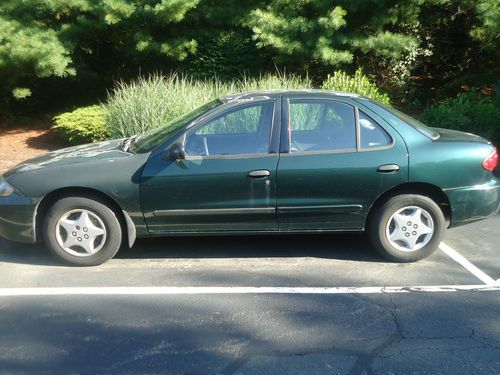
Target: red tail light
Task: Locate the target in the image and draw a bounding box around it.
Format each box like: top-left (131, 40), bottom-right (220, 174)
top-left (482, 147), bottom-right (498, 171)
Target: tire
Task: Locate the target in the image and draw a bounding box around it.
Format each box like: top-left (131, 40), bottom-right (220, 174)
top-left (368, 194), bottom-right (445, 262)
top-left (42, 196), bottom-right (122, 266)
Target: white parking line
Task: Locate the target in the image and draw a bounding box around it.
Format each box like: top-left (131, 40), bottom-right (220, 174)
top-left (439, 242), bottom-right (498, 286)
top-left (0, 284), bottom-right (499, 297)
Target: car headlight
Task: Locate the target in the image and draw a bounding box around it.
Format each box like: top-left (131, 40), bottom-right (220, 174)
top-left (0, 176), bottom-right (15, 197)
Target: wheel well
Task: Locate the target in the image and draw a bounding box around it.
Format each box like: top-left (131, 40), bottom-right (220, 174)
top-left (35, 187), bottom-right (127, 242)
top-left (366, 183), bottom-right (452, 228)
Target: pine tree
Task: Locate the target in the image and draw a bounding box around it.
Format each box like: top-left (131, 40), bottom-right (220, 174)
top-left (245, 0), bottom-right (415, 68)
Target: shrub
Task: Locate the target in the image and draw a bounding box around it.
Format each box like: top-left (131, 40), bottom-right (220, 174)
top-left (322, 69), bottom-right (391, 104)
top-left (105, 72), bottom-right (311, 138)
top-left (421, 91), bottom-right (500, 145)
top-left (53, 105), bottom-right (108, 144)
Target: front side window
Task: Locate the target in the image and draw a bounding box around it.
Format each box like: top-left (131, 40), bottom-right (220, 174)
top-left (132, 99), bottom-right (222, 153)
top-left (185, 102), bottom-right (274, 156)
top-left (289, 100), bottom-right (356, 152)
top-left (359, 111), bottom-right (392, 149)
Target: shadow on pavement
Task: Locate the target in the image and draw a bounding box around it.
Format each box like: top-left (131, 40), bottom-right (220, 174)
top-left (0, 232), bottom-right (384, 266)
top-left (0, 291), bottom-right (499, 374)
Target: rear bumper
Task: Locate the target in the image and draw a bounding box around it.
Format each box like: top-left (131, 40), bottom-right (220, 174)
top-left (445, 179), bottom-right (500, 228)
top-left (0, 193), bottom-right (40, 243)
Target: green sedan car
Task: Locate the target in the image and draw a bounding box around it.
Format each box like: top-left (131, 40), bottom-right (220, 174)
top-left (1, 90), bottom-right (499, 266)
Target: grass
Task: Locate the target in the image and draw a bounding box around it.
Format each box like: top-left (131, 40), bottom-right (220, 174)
top-left (105, 72), bottom-right (312, 138)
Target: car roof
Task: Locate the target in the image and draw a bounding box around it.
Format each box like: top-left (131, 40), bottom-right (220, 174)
top-left (220, 89), bottom-right (365, 103)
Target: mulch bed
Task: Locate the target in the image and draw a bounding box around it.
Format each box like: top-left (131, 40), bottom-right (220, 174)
top-left (0, 122), bottom-right (67, 174)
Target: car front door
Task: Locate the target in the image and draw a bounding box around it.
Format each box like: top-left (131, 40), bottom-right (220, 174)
top-left (140, 99), bottom-right (280, 234)
top-left (277, 96), bottom-right (408, 231)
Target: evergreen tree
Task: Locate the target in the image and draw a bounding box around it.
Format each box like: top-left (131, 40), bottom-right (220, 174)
top-left (0, 0), bottom-right (200, 104)
top-left (245, 0), bottom-right (415, 68)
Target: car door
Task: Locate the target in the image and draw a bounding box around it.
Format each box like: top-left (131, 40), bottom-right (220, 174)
top-left (140, 99), bottom-right (280, 233)
top-left (277, 96), bottom-right (408, 231)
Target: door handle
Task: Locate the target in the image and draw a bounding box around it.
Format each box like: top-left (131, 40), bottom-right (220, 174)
top-left (377, 164), bottom-right (400, 173)
top-left (248, 169), bottom-right (271, 178)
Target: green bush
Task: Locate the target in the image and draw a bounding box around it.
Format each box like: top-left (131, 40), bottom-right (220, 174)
top-left (106, 72), bottom-right (311, 138)
top-left (53, 105), bottom-right (109, 144)
top-left (322, 69), bottom-right (391, 104)
top-left (421, 91), bottom-right (500, 145)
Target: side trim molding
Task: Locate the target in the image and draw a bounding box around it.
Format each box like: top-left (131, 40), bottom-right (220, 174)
top-left (278, 204), bottom-right (363, 214)
top-left (153, 207), bottom-right (276, 217)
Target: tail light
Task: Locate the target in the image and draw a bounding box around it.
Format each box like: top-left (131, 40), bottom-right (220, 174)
top-left (482, 147), bottom-right (498, 171)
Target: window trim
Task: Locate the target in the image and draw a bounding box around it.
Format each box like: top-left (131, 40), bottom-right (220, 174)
top-left (182, 100), bottom-right (277, 160)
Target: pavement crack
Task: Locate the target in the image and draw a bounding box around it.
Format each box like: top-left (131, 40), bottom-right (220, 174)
top-left (221, 346), bottom-right (337, 375)
top-left (346, 292), bottom-right (403, 375)
top-left (468, 326), bottom-right (500, 351)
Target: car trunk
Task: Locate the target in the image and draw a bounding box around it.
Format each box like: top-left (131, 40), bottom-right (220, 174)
top-left (433, 128), bottom-right (491, 144)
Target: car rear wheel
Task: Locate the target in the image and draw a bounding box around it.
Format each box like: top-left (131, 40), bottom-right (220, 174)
top-left (43, 196), bottom-right (122, 266)
top-left (369, 194), bottom-right (445, 262)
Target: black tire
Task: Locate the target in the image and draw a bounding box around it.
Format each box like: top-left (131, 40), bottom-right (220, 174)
top-left (42, 196), bottom-right (122, 266)
top-left (368, 194), bottom-right (445, 262)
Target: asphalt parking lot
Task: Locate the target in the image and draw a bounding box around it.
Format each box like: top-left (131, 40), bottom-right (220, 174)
top-left (1, 214), bottom-right (499, 374)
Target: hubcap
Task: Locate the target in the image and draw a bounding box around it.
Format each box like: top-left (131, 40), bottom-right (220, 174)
top-left (55, 209), bottom-right (107, 257)
top-left (385, 206), bottom-right (434, 252)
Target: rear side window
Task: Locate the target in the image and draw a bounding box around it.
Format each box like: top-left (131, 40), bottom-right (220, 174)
top-left (289, 100), bottom-right (356, 152)
top-left (358, 98), bottom-right (439, 140)
top-left (359, 111), bottom-right (392, 149)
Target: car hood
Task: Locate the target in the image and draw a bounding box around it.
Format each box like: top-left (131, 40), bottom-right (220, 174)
top-left (434, 128), bottom-right (490, 144)
top-left (4, 139), bottom-right (126, 177)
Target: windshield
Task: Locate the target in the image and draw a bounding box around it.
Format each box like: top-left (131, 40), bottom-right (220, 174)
top-left (359, 99), bottom-right (440, 140)
top-left (132, 99), bottom-right (223, 153)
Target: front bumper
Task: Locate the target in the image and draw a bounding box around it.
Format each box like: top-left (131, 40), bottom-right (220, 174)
top-left (0, 192), bottom-right (40, 243)
top-left (445, 179), bottom-right (500, 228)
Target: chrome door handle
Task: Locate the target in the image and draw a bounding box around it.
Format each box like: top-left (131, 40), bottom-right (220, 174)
top-left (248, 169), bottom-right (271, 178)
top-left (377, 164), bottom-right (400, 173)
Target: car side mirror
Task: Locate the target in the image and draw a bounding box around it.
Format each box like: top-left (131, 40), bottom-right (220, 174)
top-left (163, 143), bottom-right (185, 161)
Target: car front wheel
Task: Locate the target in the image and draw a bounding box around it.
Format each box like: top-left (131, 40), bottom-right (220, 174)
top-left (43, 196), bottom-right (122, 266)
top-left (369, 194), bottom-right (445, 262)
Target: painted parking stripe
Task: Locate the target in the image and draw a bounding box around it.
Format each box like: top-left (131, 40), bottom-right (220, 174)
top-left (439, 242), bottom-right (498, 286)
top-left (0, 284), bottom-right (499, 297)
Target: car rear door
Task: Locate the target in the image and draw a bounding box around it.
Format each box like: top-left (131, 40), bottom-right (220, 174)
top-left (140, 98), bottom-right (281, 234)
top-left (276, 95), bottom-right (408, 231)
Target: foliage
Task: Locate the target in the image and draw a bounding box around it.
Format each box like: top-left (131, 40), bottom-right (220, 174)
top-left (11, 88), bottom-right (32, 100)
top-left (376, 1), bottom-right (499, 108)
top-left (0, 15), bottom-right (74, 99)
top-left (1, 0), bottom-right (499, 130)
top-left (322, 70), bottom-right (390, 104)
top-left (53, 105), bottom-right (109, 144)
top-left (0, 0), bottom-right (202, 105)
top-left (186, 30), bottom-right (271, 80)
top-left (106, 72), bottom-right (312, 139)
top-left (470, 0), bottom-right (500, 49)
top-left (245, 1), bottom-right (414, 67)
top-left (421, 91), bottom-right (500, 145)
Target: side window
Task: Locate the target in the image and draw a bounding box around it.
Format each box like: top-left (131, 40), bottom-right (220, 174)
top-left (359, 111), bottom-right (392, 149)
top-left (185, 102), bottom-right (274, 156)
top-left (289, 100), bottom-right (356, 152)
